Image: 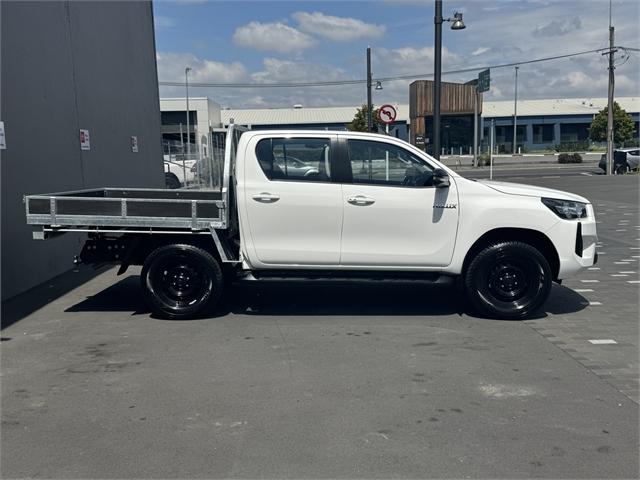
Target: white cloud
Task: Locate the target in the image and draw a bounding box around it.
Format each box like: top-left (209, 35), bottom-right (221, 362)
top-left (532, 17), bottom-right (582, 38)
top-left (472, 47), bottom-right (491, 56)
top-left (156, 52), bottom-right (247, 84)
top-left (233, 21), bottom-right (315, 54)
top-left (292, 11), bottom-right (386, 41)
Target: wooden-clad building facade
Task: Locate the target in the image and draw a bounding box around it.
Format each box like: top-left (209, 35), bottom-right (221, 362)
top-left (409, 80), bottom-right (482, 154)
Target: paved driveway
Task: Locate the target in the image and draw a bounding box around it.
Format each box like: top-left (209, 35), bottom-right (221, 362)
top-left (2, 172), bottom-right (638, 479)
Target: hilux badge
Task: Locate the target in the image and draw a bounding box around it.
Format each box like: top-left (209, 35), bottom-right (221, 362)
top-left (433, 204), bottom-right (457, 209)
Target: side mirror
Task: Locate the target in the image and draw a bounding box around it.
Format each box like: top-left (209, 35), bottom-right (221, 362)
top-left (432, 168), bottom-right (450, 188)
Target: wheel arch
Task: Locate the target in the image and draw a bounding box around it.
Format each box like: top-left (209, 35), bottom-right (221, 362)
top-left (461, 227), bottom-right (560, 281)
top-left (114, 233), bottom-right (224, 275)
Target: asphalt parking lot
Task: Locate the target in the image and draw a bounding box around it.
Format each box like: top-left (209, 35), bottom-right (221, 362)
top-left (2, 167), bottom-right (638, 478)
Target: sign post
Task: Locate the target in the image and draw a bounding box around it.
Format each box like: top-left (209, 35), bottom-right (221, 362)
top-left (476, 70), bottom-right (490, 168)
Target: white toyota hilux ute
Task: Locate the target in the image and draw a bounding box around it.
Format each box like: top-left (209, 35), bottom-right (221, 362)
top-left (25, 128), bottom-right (597, 320)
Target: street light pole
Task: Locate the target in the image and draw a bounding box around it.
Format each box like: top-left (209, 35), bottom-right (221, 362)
top-left (432, 1), bottom-right (465, 160)
top-left (366, 46), bottom-right (373, 132)
top-left (185, 67), bottom-right (192, 156)
top-left (513, 66), bottom-right (519, 155)
top-left (433, 0), bottom-right (443, 159)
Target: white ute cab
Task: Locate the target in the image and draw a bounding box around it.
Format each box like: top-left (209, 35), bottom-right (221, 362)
top-left (25, 128), bottom-right (597, 320)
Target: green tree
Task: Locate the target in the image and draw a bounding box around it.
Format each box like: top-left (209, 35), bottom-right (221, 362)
top-left (347, 105), bottom-right (381, 132)
top-left (589, 102), bottom-right (636, 145)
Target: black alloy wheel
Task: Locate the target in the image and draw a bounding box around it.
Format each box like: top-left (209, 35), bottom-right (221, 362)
top-left (141, 244), bottom-right (223, 319)
top-left (464, 241), bottom-right (552, 319)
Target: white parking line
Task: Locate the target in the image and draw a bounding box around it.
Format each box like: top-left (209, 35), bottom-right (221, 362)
top-left (588, 267), bottom-right (600, 270)
top-left (621, 259), bottom-right (637, 262)
top-left (581, 280), bottom-right (600, 283)
top-left (628, 280), bottom-right (640, 284)
top-left (611, 274), bottom-right (628, 277)
top-left (616, 229), bottom-right (627, 232)
top-left (614, 262), bottom-right (630, 264)
top-left (619, 271), bottom-right (636, 274)
top-left (574, 288), bottom-right (594, 292)
top-left (589, 339), bottom-right (617, 345)
top-left (589, 301), bottom-right (603, 306)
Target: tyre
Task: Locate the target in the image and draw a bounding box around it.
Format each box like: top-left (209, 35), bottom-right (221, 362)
top-left (165, 172), bottom-right (181, 189)
top-left (141, 244), bottom-right (223, 319)
top-left (614, 163), bottom-right (630, 175)
top-left (464, 242), bottom-right (552, 319)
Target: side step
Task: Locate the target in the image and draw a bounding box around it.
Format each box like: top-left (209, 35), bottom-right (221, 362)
top-left (234, 270), bottom-right (456, 286)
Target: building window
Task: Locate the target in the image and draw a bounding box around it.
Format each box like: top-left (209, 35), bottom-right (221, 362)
top-left (255, 138), bottom-right (331, 182)
top-left (347, 139), bottom-right (433, 187)
top-left (161, 111), bottom-right (197, 126)
top-left (532, 124), bottom-right (554, 144)
top-left (560, 123), bottom-right (589, 142)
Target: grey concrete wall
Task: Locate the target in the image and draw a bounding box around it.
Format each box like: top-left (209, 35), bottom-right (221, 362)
top-left (1, 1), bottom-right (164, 300)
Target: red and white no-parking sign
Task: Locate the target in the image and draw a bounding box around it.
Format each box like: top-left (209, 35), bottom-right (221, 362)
top-left (378, 104), bottom-right (397, 125)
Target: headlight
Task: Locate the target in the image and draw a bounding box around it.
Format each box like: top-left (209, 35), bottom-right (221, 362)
top-left (541, 197), bottom-right (587, 219)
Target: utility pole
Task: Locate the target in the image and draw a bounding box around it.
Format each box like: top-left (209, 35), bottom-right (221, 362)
top-left (185, 67), bottom-right (192, 157)
top-left (513, 66), bottom-right (519, 155)
top-left (605, 25), bottom-right (616, 175)
top-left (366, 46), bottom-right (373, 132)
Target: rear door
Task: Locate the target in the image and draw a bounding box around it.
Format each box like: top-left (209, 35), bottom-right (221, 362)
top-left (339, 137), bottom-right (459, 268)
top-left (240, 133), bottom-right (343, 267)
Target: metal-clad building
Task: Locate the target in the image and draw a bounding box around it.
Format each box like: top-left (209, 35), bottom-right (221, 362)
top-left (1, 1), bottom-right (164, 301)
top-left (215, 97), bottom-right (639, 152)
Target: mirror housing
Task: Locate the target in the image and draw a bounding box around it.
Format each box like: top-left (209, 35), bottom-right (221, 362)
top-left (432, 168), bottom-right (450, 188)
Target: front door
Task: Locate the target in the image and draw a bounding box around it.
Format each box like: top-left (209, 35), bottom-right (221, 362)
top-left (339, 138), bottom-right (459, 268)
top-left (242, 134), bottom-right (342, 266)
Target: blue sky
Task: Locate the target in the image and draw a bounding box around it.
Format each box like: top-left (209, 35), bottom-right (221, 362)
top-left (153, 0), bottom-right (640, 108)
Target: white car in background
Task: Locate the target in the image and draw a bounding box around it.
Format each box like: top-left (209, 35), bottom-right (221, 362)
top-left (164, 157), bottom-right (197, 188)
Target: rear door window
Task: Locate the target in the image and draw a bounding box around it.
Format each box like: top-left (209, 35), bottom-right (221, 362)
top-left (256, 138), bottom-right (331, 182)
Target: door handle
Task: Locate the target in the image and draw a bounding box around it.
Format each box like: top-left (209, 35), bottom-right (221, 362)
top-left (252, 192), bottom-right (280, 203)
top-left (347, 195), bottom-right (375, 206)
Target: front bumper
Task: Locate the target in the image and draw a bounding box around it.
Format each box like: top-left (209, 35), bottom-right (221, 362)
top-left (545, 204), bottom-right (598, 279)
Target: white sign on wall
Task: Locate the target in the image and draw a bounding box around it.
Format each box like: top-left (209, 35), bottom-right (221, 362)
top-left (131, 136), bottom-right (139, 153)
top-left (0, 121), bottom-right (6, 150)
top-left (80, 129), bottom-right (91, 150)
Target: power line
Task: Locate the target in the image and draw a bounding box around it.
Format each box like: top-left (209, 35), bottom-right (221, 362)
top-left (158, 46), bottom-right (634, 89)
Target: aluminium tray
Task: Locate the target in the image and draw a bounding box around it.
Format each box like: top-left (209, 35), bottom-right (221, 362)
top-left (25, 187), bottom-right (226, 231)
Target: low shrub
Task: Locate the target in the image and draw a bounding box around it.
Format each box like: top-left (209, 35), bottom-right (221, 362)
top-left (477, 153), bottom-right (491, 166)
top-left (558, 153), bottom-right (583, 164)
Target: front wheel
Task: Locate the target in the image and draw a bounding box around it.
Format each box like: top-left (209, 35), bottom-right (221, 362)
top-left (141, 244), bottom-right (223, 319)
top-left (464, 242), bottom-right (552, 319)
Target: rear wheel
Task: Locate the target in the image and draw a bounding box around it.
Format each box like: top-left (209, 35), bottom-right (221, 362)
top-left (165, 172), bottom-right (181, 189)
top-left (464, 242), bottom-right (552, 319)
top-left (614, 163), bottom-right (630, 175)
top-left (141, 244), bottom-right (223, 319)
